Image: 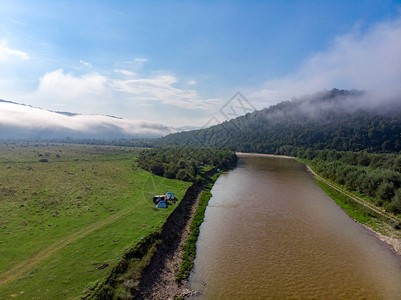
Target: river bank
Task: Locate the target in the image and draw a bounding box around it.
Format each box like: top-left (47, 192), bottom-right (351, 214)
top-left (299, 159), bottom-right (401, 255)
top-left (239, 152), bottom-right (401, 256)
top-left (134, 173), bottom-right (219, 300)
top-left (134, 185), bottom-right (202, 299)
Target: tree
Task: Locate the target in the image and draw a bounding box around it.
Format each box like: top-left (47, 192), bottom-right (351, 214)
top-left (390, 189), bottom-right (401, 215)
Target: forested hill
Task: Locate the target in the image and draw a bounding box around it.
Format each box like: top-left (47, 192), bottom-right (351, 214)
top-left (159, 89), bottom-right (401, 154)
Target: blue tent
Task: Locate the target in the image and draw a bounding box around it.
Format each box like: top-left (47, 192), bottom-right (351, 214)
top-left (166, 192), bottom-right (175, 200)
top-left (156, 200), bottom-right (168, 208)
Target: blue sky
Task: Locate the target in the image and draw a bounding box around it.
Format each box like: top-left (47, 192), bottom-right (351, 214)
top-left (1, 0), bottom-right (401, 130)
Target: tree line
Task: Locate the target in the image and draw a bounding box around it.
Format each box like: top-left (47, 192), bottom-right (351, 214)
top-left (137, 146), bottom-right (238, 182)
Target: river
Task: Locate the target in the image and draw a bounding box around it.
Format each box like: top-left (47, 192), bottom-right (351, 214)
top-left (189, 154), bottom-right (401, 299)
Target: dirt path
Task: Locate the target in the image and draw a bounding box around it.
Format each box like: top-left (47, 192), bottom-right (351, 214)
top-left (0, 204), bottom-right (139, 287)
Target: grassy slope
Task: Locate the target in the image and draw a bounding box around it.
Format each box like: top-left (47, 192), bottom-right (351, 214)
top-left (0, 144), bottom-right (191, 299)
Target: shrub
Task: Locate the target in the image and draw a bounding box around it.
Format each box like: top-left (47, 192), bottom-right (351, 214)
top-left (389, 189), bottom-right (401, 215)
top-left (376, 181), bottom-right (395, 202)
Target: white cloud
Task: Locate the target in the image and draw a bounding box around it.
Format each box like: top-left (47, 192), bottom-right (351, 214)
top-left (80, 60), bottom-right (92, 67)
top-left (0, 101), bottom-right (174, 138)
top-left (114, 69), bottom-right (137, 76)
top-left (112, 74), bottom-right (218, 110)
top-left (251, 16), bottom-right (401, 104)
top-left (29, 69), bottom-right (112, 113)
top-left (187, 80), bottom-right (196, 85)
top-left (0, 42), bottom-right (29, 62)
top-left (133, 57), bottom-right (147, 64)
top-left (123, 57), bottom-right (148, 71)
top-left (37, 69), bottom-right (107, 97)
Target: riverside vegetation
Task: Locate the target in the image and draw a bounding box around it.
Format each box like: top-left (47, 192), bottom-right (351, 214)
top-left (0, 143), bottom-right (191, 299)
top-left (291, 149), bottom-right (401, 217)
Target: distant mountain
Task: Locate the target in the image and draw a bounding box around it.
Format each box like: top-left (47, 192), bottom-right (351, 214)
top-left (0, 99), bottom-right (174, 139)
top-left (159, 89), bottom-right (401, 153)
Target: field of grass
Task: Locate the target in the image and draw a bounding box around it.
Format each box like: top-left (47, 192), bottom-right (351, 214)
top-left (0, 143), bottom-right (191, 299)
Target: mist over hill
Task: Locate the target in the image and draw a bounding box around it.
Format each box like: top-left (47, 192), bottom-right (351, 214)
top-left (159, 89), bottom-right (401, 153)
top-left (0, 99), bottom-right (174, 139)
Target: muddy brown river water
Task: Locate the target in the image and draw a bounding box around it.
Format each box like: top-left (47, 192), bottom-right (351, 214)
top-left (189, 154), bottom-right (401, 299)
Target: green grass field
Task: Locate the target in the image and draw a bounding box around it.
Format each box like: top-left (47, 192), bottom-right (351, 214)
top-left (0, 143), bottom-right (191, 299)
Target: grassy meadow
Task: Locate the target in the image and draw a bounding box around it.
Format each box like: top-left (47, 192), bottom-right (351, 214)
top-left (0, 143), bottom-right (191, 299)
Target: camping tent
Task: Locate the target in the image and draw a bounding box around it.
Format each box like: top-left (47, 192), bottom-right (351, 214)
top-left (166, 192), bottom-right (175, 200)
top-left (153, 196), bottom-right (160, 204)
top-left (156, 200), bottom-right (168, 208)
top-left (153, 195), bottom-right (166, 204)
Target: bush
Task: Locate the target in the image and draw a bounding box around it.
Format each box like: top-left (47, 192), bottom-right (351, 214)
top-left (390, 189), bottom-right (401, 215)
top-left (376, 181), bottom-right (395, 202)
top-left (176, 169), bottom-right (194, 182)
top-left (150, 162), bottom-right (164, 176)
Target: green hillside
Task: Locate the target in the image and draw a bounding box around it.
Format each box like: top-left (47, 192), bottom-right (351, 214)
top-left (160, 89), bottom-right (401, 154)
